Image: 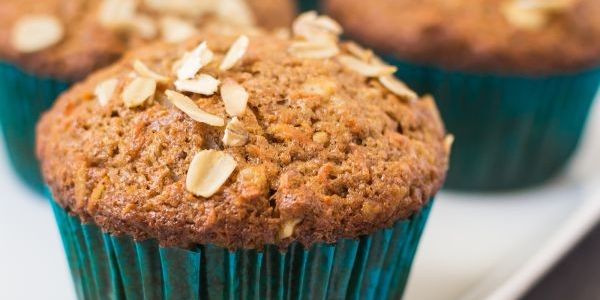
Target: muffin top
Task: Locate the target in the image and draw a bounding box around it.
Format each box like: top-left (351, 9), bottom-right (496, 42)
top-left (325, 0), bottom-right (600, 75)
top-left (0, 0), bottom-right (296, 81)
top-left (37, 13), bottom-right (451, 250)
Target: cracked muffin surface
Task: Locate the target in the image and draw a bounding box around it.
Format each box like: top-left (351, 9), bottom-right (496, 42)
top-left (37, 25), bottom-right (450, 249)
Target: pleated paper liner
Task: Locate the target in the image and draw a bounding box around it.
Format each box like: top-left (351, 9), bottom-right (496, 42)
top-left (51, 199), bottom-right (433, 300)
top-left (0, 62), bottom-right (70, 194)
top-left (386, 58), bottom-right (600, 190)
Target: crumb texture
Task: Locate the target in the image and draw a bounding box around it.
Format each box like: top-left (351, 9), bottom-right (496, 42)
top-left (0, 0), bottom-right (296, 81)
top-left (37, 32), bottom-right (449, 249)
top-left (326, 0), bottom-right (600, 74)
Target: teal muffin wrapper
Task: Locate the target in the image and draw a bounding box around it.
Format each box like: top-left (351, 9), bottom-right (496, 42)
top-left (50, 199), bottom-right (433, 300)
top-left (388, 58), bottom-right (600, 190)
top-left (0, 62), bottom-right (70, 193)
top-left (298, 0), bottom-right (321, 12)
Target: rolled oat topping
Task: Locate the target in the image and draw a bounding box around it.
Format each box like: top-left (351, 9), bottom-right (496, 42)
top-left (222, 117), bottom-right (249, 147)
top-left (176, 42), bottom-right (214, 80)
top-left (159, 17), bottom-right (198, 43)
top-left (186, 150), bottom-right (237, 198)
top-left (133, 60), bottom-right (170, 83)
top-left (175, 74), bottom-right (220, 96)
top-left (11, 15), bottom-right (64, 53)
top-left (337, 55), bottom-right (397, 77)
top-left (219, 35), bottom-right (250, 71)
top-left (292, 11), bottom-right (342, 42)
top-left (165, 90), bottom-right (224, 126)
top-left (378, 75), bottom-right (418, 101)
top-left (288, 40), bottom-right (340, 59)
top-left (94, 78), bottom-right (119, 107)
top-left (122, 77), bottom-right (157, 108)
top-left (502, 0), bottom-right (577, 30)
top-left (220, 79), bottom-right (249, 117)
top-left (98, 0), bottom-right (138, 31)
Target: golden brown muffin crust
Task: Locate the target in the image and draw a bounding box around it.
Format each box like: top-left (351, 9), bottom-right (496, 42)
top-left (0, 0), bottom-right (296, 81)
top-left (325, 0), bottom-right (600, 75)
top-left (37, 29), bottom-right (449, 250)
top-left (246, 0), bottom-right (296, 30)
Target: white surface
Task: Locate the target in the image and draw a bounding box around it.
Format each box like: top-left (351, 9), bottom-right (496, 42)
top-left (0, 148), bottom-right (75, 299)
top-left (406, 100), bottom-right (600, 300)
top-left (0, 106), bottom-right (598, 300)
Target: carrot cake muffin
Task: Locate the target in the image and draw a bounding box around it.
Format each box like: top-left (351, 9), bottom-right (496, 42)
top-left (39, 12), bottom-right (450, 299)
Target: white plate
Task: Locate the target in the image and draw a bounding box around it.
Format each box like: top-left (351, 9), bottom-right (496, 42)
top-left (405, 99), bottom-right (600, 300)
top-left (0, 102), bottom-right (598, 300)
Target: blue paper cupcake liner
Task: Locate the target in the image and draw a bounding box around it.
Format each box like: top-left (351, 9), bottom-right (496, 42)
top-left (387, 58), bottom-right (600, 190)
top-left (0, 62), bottom-right (70, 193)
top-left (298, 0), bottom-right (321, 12)
top-left (50, 199), bottom-right (433, 300)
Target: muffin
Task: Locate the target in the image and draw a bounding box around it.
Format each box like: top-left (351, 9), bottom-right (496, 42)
top-left (326, 0), bottom-right (600, 190)
top-left (38, 13), bottom-right (450, 299)
top-left (0, 0), bottom-right (296, 193)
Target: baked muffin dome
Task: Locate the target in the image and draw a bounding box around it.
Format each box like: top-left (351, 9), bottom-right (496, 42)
top-left (37, 17), bottom-right (450, 249)
top-left (325, 0), bottom-right (600, 74)
top-left (0, 0), bottom-right (296, 81)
